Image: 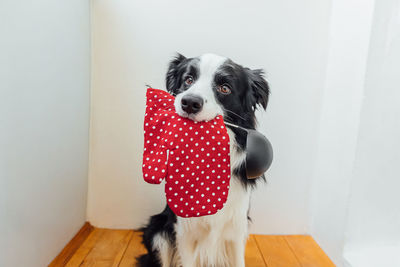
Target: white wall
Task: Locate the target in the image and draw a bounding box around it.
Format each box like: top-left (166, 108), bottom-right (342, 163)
top-left (87, 0), bottom-right (331, 233)
top-left (346, 0), bottom-right (400, 248)
top-left (309, 0), bottom-right (376, 265)
top-left (0, 1), bottom-right (90, 266)
top-left (310, 0), bottom-right (400, 265)
top-left (343, 1), bottom-right (400, 266)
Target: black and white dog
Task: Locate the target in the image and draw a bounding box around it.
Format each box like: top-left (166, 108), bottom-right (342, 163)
top-left (138, 53), bottom-right (270, 267)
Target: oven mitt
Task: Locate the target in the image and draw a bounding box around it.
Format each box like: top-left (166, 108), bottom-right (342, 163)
top-left (142, 88), bottom-right (231, 217)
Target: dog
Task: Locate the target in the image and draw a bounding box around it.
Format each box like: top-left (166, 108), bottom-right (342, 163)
top-left (138, 53), bottom-right (270, 267)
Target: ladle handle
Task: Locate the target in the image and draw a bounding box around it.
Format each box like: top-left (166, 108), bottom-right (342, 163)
top-left (224, 122), bottom-right (248, 132)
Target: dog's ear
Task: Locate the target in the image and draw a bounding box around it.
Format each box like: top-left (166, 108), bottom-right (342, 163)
top-left (166, 53), bottom-right (186, 95)
top-left (247, 69), bottom-right (270, 110)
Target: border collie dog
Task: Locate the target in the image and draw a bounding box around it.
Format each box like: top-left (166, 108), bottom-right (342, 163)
top-left (138, 53), bottom-right (270, 267)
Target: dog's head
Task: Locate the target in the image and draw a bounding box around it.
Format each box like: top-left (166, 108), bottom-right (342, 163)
top-left (166, 53), bottom-right (270, 128)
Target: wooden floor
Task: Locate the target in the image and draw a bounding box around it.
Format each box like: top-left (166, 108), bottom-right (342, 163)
top-left (63, 228), bottom-right (335, 267)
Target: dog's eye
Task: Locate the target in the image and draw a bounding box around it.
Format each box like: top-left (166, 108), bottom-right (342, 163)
top-left (217, 84), bottom-right (231, 95)
top-left (184, 76), bottom-right (194, 85)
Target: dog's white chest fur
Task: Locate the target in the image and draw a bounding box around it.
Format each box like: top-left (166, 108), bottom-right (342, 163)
top-left (174, 130), bottom-right (250, 267)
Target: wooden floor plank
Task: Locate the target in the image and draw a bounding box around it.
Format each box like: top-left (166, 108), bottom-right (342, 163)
top-left (255, 235), bottom-right (301, 267)
top-left (77, 229), bottom-right (133, 267)
top-left (245, 235), bottom-right (267, 267)
top-left (66, 228), bottom-right (106, 267)
top-left (119, 231), bottom-right (148, 267)
top-left (61, 229), bottom-right (334, 267)
top-left (111, 231), bottom-right (134, 267)
top-left (49, 222), bottom-right (94, 267)
top-left (285, 235), bottom-right (336, 267)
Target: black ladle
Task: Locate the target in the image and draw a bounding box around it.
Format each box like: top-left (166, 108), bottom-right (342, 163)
top-left (225, 122), bottom-right (273, 179)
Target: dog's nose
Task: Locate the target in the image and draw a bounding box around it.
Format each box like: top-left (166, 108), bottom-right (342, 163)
top-left (181, 94), bottom-right (204, 114)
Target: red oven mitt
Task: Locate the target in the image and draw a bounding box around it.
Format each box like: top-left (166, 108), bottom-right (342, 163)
top-left (142, 88), bottom-right (231, 217)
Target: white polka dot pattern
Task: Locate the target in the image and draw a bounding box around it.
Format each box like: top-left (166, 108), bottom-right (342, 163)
top-left (142, 88), bottom-right (231, 218)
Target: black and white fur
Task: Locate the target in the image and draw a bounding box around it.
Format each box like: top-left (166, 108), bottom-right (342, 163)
top-left (138, 53), bottom-right (270, 267)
